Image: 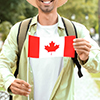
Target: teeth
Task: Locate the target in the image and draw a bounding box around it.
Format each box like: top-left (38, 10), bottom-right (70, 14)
top-left (43, 1), bottom-right (51, 4)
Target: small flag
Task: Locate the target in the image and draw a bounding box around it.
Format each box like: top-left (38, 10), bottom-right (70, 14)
top-left (28, 35), bottom-right (75, 58)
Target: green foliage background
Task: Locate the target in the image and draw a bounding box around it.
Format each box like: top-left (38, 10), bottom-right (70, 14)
top-left (0, 0), bottom-right (98, 40)
top-left (58, 0), bottom-right (98, 31)
top-left (0, 0), bottom-right (38, 39)
top-left (0, 0), bottom-right (38, 24)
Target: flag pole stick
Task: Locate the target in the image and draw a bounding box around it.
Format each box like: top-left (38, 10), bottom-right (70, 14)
top-left (27, 58), bottom-right (29, 100)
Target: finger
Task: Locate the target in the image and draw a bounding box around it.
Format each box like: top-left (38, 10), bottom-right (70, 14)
top-left (73, 38), bottom-right (90, 43)
top-left (76, 49), bottom-right (89, 55)
top-left (73, 41), bottom-right (91, 48)
top-left (10, 81), bottom-right (31, 93)
top-left (14, 79), bottom-right (31, 88)
top-left (12, 89), bottom-right (31, 97)
top-left (13, 91), bottom-right (29, 97)
top-left (10, 86), bottom-right (30, 96)
top-left (74, 45), bottom-right (91, 52)
top-left (73, 40), bottom-right (91, 48)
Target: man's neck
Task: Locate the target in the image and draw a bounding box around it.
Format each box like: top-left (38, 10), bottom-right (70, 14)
top-left (38, 11), bottom-right (58, 26)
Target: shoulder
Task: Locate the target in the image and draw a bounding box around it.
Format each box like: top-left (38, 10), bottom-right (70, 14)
top-left (10, 22), bottom-right (21, 34)
top-left (72, 21), bottom-right (90, 38)
top-left (7, 22), bottom-right (21, 42)
top-left (61, 17), bottom-right (90, 38)
top-left (11, 18), bottom-right (32, 31)
top-left (72, 21), bottom-right (87, 31)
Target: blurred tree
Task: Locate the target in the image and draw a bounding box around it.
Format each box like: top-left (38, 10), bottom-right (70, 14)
top-left (58, 0), bottom-right (98, 30)
top-left (24, 0), bottom-right (38, 18)
top-left (0, 21), bottom-right (12, 41)
top-left (0, 0), bottom-right (38, 42)
top-left (0, 0), bottom-right (38, 24)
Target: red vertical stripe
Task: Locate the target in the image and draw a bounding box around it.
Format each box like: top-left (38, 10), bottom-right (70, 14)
top-left (28, 35), bottom-right (40, 58)
top-left (64, 36), bottom-right (75, 58)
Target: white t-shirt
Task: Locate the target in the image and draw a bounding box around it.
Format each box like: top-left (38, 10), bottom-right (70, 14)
top-left (30, 22), bottom-right (64, 100)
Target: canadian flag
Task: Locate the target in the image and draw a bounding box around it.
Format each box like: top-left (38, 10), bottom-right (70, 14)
top-left (28, 35), bottom-right (75, 58)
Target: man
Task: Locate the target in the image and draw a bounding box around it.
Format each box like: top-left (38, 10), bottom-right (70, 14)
top-left (0, 0), bottom-right (100, 100)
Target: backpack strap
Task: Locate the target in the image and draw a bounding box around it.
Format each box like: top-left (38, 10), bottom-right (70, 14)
top-left (17, 18), bottom-right (32, 56)
top-left (14, 18), bottom-right (32, 77)
top-left (61, 17), bottom-right (83, 78)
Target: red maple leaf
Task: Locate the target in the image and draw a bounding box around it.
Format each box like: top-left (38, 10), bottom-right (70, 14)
top-left (44, 41), bottom-right (59, 52)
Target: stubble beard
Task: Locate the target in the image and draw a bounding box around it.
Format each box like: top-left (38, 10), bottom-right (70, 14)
top-left (39, 5), bottom-right (54, 13)
top-left (38, 0), bottom-right (56, 13)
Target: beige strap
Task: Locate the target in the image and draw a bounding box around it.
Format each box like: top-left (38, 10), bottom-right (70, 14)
top-left (18, 18), bottom-right (32, 56)
top-left (62, 17), bottom-right (76, 36)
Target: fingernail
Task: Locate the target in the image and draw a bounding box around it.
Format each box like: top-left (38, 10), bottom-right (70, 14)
top-left (74, 48), bottom-right (76, 50)
top-left (28, 89), bottom-right (31, 92)
top-left (73, 39), bottom-right (76, 42)
top-left (73, 43), bottom-right (76, 45)
top-left (28, 85), bottom-right (31, 88)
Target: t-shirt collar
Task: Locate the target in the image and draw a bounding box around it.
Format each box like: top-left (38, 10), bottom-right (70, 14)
top-left (30, 14), bottom-right (65, 29)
